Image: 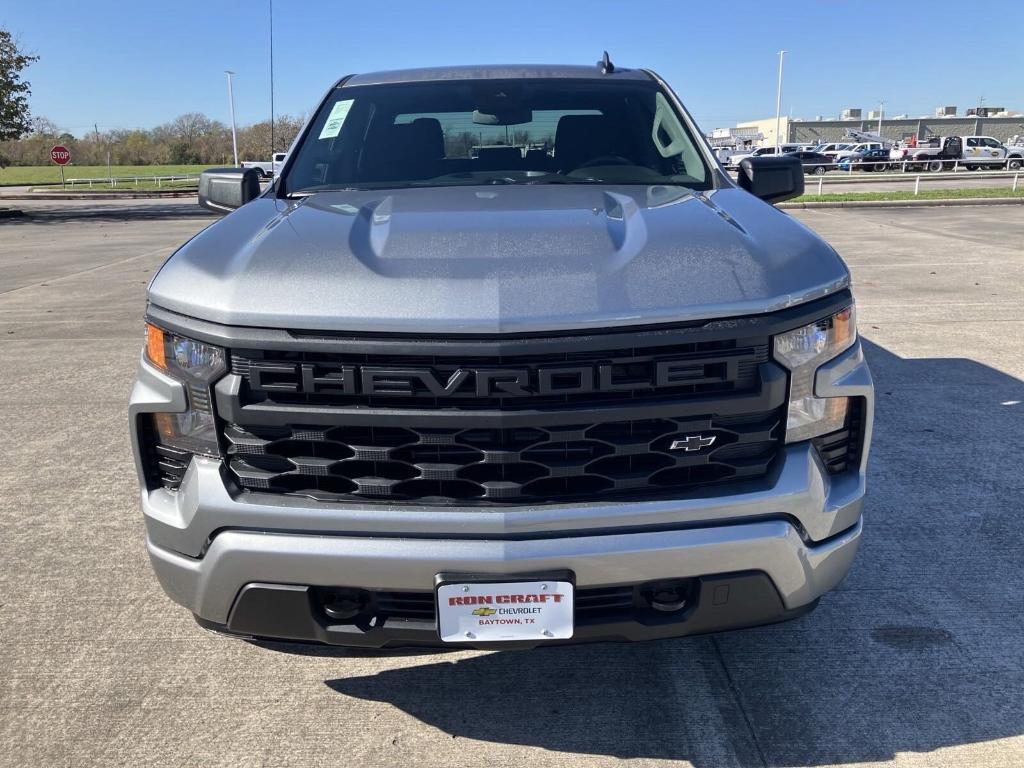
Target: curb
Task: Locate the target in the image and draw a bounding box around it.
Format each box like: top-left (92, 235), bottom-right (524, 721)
top-left (0, 191), bottom-right (198, 200)
top-left (780, 197), bottom-right (1024, 210)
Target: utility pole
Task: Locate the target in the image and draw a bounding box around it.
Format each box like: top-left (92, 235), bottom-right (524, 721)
top-left (774, 51), bottom-right (786, 152)
top-left (877, 99), bottom-right (885, 137)
top-left (94, 123), bottom-right (110, 184)
top-left (225, 70), bottom-right (239, 166)
top-left (269, 0), bottom-right (275, 158)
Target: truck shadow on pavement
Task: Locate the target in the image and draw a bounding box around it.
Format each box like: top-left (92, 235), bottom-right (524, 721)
top-left (1, 202), bottom-right (215, 223)
top-left (321, 338), bottom-right (1024, 767)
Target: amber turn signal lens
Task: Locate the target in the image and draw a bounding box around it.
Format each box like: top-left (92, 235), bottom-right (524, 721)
top-left (833, 306), bottom-right (855, 348)
top-left (153, 411), bottom-right (177, 439)
top-left (145, 323), bottom-right (167, 370)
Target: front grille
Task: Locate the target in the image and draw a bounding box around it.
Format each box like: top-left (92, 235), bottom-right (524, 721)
top-left (215, 323), bottom-right (790, 506)
top-left (224, 410), bottom-right (784, 504)
top-left (229, 335), bottom-right (768, 411)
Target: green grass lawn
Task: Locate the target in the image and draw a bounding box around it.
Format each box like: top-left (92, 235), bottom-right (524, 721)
top-left (0, 164), bottom-right (208, 186)
top-left (793, 187), bottom-right (1024, 203)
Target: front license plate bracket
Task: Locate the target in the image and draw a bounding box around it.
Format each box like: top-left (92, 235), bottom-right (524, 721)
top-left (435, 571), bottom-right (575, 644)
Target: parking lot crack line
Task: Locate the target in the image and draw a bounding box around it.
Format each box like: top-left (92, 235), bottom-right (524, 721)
top-left (711, 636), bottom-right (768, 768)
top-left (0, 244), bottom-right (175, 298)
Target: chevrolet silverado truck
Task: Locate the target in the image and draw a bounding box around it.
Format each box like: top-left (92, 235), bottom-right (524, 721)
top-left (129, 60), bottom-right (873, 649)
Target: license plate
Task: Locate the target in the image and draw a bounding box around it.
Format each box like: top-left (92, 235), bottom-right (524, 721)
top-left (437, 580), bottom-right (574, 643)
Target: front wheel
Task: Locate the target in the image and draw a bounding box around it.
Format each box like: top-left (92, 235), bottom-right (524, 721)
top-left (813, 165), bottom-right (827, 175)
top-left (1008, 158), bottom-right (1023, 171)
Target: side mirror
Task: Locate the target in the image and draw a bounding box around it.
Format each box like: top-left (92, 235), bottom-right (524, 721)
top-left (198, 167), bottom-right (262, 213)
top-left (737, 156), bottom-right (804, 204)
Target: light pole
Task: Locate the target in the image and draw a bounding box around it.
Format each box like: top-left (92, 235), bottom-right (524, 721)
top-left (774, 50), bottom-right (786, 152)
top-left (225, 70), bottom-right (239, 167)
top-left (269, 0), bottom-right (275, 159)
top-left (877, 99), bottom-right (885, 138)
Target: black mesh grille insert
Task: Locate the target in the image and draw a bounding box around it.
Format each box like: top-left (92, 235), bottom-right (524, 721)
top-left (225, 410), bottom-right (784, 504)
top-left (326, 585), bottom-right (644, 624)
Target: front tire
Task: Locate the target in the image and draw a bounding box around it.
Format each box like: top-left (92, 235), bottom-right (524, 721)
top-left (1008, 158), bottom-right (1023, 171)
top-left (813, 165), bottom-right (826, 175)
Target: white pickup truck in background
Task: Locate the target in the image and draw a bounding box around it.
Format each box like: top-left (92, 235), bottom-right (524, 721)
top-left (890, 136), bottom-right (1023, 171)
top-left (239, 152), bottom-right (288, 178)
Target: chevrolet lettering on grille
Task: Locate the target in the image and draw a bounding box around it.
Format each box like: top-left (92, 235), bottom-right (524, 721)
top-left (246, 359), bottom-right (733, 398)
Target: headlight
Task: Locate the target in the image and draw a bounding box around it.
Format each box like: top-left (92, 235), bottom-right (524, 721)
top-left (773, 305), bottom-right (856, 443)
top-left (144, 323), bottom-right (226, 458)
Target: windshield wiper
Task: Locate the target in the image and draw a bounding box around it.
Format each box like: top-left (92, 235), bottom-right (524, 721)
top-left (285, 187), bottom-right (365, 197)
top-left (525, 176), bottom-right (604, 184)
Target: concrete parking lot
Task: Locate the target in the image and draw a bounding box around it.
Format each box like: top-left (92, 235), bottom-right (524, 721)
top-left (1, 197), bottom-right (1022, 768)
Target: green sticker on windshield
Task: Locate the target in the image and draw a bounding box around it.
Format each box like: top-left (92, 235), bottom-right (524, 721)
top-left (319, 99), bottom-right (354, 139)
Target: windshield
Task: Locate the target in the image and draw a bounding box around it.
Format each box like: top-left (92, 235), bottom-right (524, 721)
top-left (283, 78), bottom-right (710, 194)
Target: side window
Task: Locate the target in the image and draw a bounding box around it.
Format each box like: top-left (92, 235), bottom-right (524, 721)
top-left (983, 138), bottom-right (1001, 148)
top-left (966, 137), bottom-right (979, 147)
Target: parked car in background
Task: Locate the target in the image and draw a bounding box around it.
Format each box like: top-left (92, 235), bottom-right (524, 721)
top-left (837, 148), bottom-right (891, 172)
top-left (786, 150), bottom-right (834, 175)
top-left (832, 142), bottom-right (884, 163)
top-left (239, 152), bottom-right (289, 179)
top-left (813, 142), bottom-right (852, 158)
top-left (727, 143), bottom-right (803, 167)
top-left (711, 146), bottom-right (745, 167)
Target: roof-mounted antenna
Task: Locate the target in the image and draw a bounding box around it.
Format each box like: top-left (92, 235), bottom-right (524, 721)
top-left (598, 51), bottom-right (615, 75)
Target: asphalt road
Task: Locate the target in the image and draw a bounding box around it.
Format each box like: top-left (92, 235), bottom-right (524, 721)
top-left (1, 197), bottom-right (1022, 768)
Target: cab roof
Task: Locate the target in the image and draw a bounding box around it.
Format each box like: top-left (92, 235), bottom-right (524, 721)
top-left (342, 64), bottom-right (652, 88)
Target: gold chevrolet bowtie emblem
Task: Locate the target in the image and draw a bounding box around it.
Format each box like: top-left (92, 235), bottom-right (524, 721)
top-left (472, 606), bottom-right (497, 616)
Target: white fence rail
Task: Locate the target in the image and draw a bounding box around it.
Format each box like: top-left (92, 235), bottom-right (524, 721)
top-left (807, 165), bottom-right (1021, 196)
top-left (728, 160), bottom-right (1022, 196)
top-left (60, 174), bottom-right (200, 189)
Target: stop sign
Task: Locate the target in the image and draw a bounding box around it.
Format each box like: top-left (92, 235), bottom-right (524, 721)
top-left (50, 146), bottom-right (71, 165)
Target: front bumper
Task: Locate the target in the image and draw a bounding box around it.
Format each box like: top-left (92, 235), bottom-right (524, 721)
top-left (155, 517), bottom-right (860, 648)
top-left (130, 341), bottom-right (872, 647)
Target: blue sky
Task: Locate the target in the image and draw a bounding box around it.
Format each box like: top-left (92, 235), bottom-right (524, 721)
top-left (2, 0), bottom-right (1019, 137)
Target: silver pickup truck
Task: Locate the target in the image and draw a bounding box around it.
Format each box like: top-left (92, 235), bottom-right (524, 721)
top-left (129, 59), bottom-right (873, 648)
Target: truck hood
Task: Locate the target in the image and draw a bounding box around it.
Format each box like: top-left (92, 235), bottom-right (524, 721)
top-left (149, 184), bottom-right (849, 334)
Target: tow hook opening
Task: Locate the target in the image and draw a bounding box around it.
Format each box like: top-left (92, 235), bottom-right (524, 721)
top-left (641, 579), bottom-right (694, 613)
top-left (320, 588), bottom-right (370, 620)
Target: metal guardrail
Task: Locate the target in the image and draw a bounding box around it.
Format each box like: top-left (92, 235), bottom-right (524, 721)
top-left (50, 165), bottom-right (1024, 196)
top-left (805, 163), bottom-right (1021, 196)
top-left (728, 159), bottom-right (1021, 196)
top-left (61, 174), bottom-right (199, 189)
